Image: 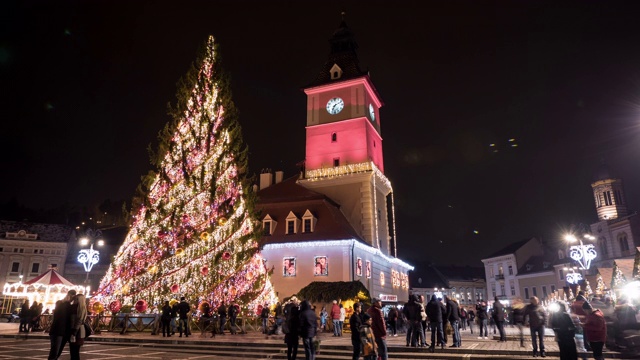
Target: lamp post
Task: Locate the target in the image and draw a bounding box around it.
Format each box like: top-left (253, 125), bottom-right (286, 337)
top-left (564, 226), bottom-right (597, 271)
top-left (77, 228), bottom-right (104, 284)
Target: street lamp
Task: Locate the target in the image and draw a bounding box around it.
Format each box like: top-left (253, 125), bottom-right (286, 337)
top-left (77, 228), bottom-right (104, 283)
top-left (564, 232), bottom-right (597, 270)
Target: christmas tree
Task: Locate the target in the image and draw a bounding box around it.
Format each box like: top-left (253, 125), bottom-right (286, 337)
top-left (95, 36), bottom-right (275, 309)
top-left (611, 262), bottom-right (627, 290)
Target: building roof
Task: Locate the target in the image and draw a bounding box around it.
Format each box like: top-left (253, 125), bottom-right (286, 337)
top-left (0, 220), bottom-right (74, 242)
top-left (517, 255), bottom-right (556, 275)
top-left (256, 176), bottom-right (365, 246)
top-left (614, 258), bottom-right (635, 281)
top-left (409, 263), bottom-right (484, 290)
top-left (486, 239), bottom-right (531, 259)
top-left (305, 20), bottom-right (370, 89)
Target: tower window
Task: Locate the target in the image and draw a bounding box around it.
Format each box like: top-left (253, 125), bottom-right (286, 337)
top-left (333, 158), bottom-right (340, 167)
top-left (604, 191), bottom-right (613, 206)
top-left (331, 133), bottom-right (337, 142)
top-left (615, 190), bottom-right (623, 204)
top-left (618, 233), bottom-right (629, 252)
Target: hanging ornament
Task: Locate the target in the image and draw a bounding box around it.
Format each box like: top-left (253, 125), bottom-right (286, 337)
top-left (135, 299), bottom-right (148, 312)
top-left (158, 230), bottom-right (167, 238)
top-left (199, 301), bottom-right (210, 312)
top-left (229, 286), bottom-right (237, 297)
top-left (148, 265), bottom-right (158, 274)
top-left (256, 304), bottom-right (263, 316)
top-left (199, 232), bottom-right (210, 241)
top-left (109, 300), bottom-right (122, 313)
top-left (121, 284), bottom-right (130, 294)
top-left (176, 248), bottom-right (185, 256)
top-left (92, 302), bottom-right (105, 313)
top-left (218, 217), bottom-right (227, 226)
top-left (170, 284), bottom-right (180, 293)
top-left (169, 298), bottom-right (179, 307)
top-left (246, 271), bottom-right (254, 281)
top-left (201, 266), bottom-right (209, 276)
top-left (222, 251), bottom-right (231, 260)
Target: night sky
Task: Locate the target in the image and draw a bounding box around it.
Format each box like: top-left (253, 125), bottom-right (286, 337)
top-left (3, 1), bottom-right (640, 266)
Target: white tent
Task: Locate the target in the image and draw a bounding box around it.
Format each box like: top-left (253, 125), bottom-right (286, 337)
top-left (3, 269), bottom-right (88, 311)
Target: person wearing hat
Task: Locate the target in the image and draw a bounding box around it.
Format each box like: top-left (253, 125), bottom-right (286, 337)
top-left (581, 301), bottom-right (606, 360)
top-left (367, 298), bottom-right (388, 360)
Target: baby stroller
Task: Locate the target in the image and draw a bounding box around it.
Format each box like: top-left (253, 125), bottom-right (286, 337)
top-left (360, 323), bottom-right (378, 360)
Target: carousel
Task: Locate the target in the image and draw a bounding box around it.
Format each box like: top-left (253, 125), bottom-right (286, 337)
top-left (2, 269), bottom-right (88, 312)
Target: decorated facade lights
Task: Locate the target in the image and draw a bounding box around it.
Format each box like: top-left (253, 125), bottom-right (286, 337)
top-left (564, 231), bottom-right (597, 270)
top-left (78, 228), bottom-right (105, 283)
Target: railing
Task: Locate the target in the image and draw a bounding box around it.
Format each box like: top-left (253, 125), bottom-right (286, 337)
top-left (494, 274), bottom-right (505, 280)
top-left (35, 313), bottom-right (277, 335)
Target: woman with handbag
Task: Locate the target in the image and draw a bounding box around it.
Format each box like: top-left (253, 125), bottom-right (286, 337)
top-left (69, 293), bottom-right (88, 360)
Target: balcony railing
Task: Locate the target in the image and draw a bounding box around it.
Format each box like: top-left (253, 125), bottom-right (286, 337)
top-left (494, 274), bottom-right (505, 280)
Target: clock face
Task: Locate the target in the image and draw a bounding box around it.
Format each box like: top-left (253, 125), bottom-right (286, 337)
top-left (326, 97), bottom-right (344, 115)
top-left (369, 104), bottom-right (375, 122)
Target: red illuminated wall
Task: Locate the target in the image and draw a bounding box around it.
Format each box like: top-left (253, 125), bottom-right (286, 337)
top-left (305, 117), bottom-right (384, 172)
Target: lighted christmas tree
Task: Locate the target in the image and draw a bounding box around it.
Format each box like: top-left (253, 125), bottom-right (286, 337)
top-left (611, 262), bottom-right (626, 290)
top-left (95, 36), bottom-right (276, 308)
top-left (633, 248), bottom-right (640, 280)
top-left (596, 274), bottom-right (605, 295)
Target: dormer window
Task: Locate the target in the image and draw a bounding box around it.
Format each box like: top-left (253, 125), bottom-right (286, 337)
top-left (262, 215), bottom-right (277, 236)
top-left (526, 264), bottom-right (533, 271)
top-left (543, 261), bottom-right (550, 269)
top-left (285, 211), bottom-right (299, 235)
top-left (331, 133), bottom-right (337, 142)
top-left (302, 210), bottom-right (317, 233)
top-left (330, 64), bottom-right (343, 80)
top-left (558, 250), bottom-right (565, 259)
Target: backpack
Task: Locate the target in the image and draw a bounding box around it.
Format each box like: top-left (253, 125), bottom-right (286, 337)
top-left (460, 308), bottom-right (467, 318)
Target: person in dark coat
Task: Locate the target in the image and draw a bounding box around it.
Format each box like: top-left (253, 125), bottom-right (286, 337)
top-left (177, 297), bottom-right (191, 337)
top-left (48, 290), bottom-right (75, 360)
top-left (217, 302), bottom-right (227, 335)
top-left (476, 300), bottom-right (489, 339)
top-left (426, 295), bottom-right (445, 352)
top-left (228, 302), bottom-right (238, 335)
top-left (512, 298), bottom-right (526, 347)
top-left (350, 302), bottom-right (364, 360)
top-left (161, 301), bottom-right (172, 337)
top-left (299, 300), bottom-right (317, 360)
top-left (524, 296), bottom-right (547, 358)
top-left (492, 296), bottom-right (506, 342)
top-left (284, 298), bottom-right (300, 360)
top-left (387, 306), bottom-right (398, 336)
top-left (19, 299), bottom-right (30, 333)
top-left (367, 298), bottom-right (388, 360)
top-left (550, 302), bottom-right (577, 360)
top-left (445, 295), bottom-right (461, 347)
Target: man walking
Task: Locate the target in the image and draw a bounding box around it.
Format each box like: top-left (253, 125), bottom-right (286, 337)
top-left (476, 300), bottom-right (488, 339)
top-left (581, 302), bottom-right (606, 360)
top-left (350, 302), bottom-right (364, 360)
top-left (367, 298), bottom-right (388, 360)
top-left (217, 301), bottom-right (227, 335)
top-left (330, 300), bottom-right (341, 336)
top-left (177, 297), bottom-right (191, 337)
top-left (492, 296), bottom-right (507, 342)
top-left (426, 295), bottom-right (445, 352)
top-left (445, 295), bottom-right (461, 347)
top-left (299, 300), bottom-right (317, 360)
top-left (525, 296), bottom-right (547, 358)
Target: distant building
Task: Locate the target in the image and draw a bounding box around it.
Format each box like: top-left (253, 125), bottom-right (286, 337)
top-left (0, 220), bottom-right (74, 289)
top-left (588, 163), bottom-right (640, 266)
top-left (255, 19), bottom-right (412, 305)
top-left (409, 264), bottom-right (486, 308)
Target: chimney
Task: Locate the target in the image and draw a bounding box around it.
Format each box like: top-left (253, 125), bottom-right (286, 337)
top-left (259, 171), bottom-right (273, 190)
top-left (275, 171), bottom-right (284, 184)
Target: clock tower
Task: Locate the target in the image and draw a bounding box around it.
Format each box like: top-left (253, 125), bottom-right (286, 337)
top-left (298, 19), bottom-right (395, 256)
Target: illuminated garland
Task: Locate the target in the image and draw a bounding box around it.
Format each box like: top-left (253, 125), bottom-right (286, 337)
top-left (612, 262), bottom-right (626, 290)
top-left (95, 35), bottom-right (276, 309)
top-left (596, 274), bottom-right (605, 294)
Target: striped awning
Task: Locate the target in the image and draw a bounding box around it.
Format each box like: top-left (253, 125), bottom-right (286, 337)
top-left (24, 269), bottom-right (76, 286)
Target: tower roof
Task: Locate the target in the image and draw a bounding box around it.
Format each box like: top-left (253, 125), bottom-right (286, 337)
top-left (306, 18), bottom-right (369, 88)
top-left (592, 161), bottom-right (616, 182)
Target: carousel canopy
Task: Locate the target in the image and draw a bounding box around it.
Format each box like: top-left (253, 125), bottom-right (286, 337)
top-left (24, 269), bottom-right (76, 287)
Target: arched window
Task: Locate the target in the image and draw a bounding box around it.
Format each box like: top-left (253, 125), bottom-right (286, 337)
top-left (331, 133), bottom-right (337, 142)
top-left (599, 237), bottom-right (608, 256)
top-left (618, 233), bottom-right (630, 252)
